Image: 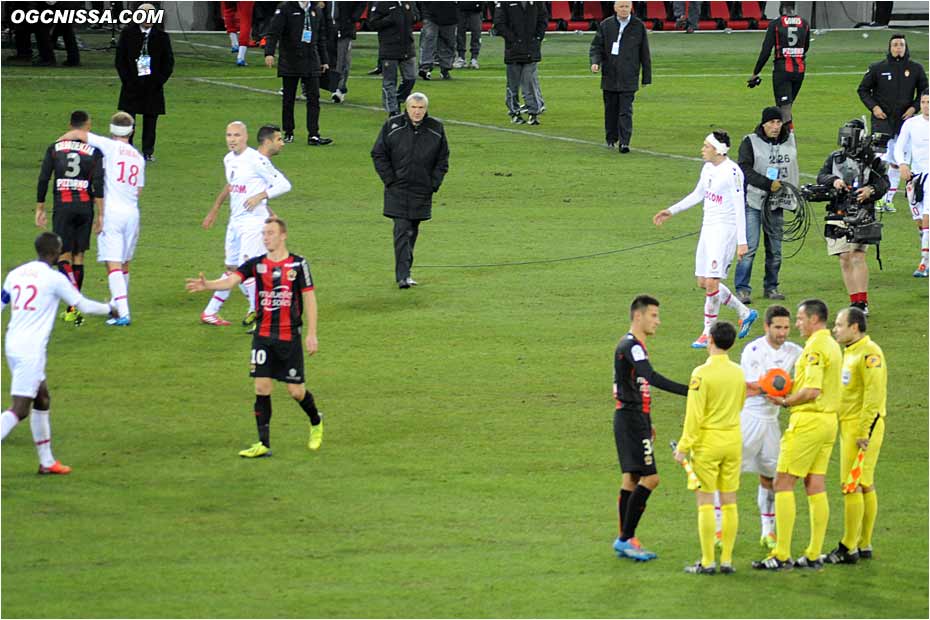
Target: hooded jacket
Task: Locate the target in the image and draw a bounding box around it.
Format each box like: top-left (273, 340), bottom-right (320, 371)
top-left (368, 2), bottom-right (418, 61)
top-left (857, 37), bottom-right (928, 137)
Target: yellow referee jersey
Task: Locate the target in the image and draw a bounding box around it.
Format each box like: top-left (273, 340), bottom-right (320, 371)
top-left (791, 328), bottom-right (842, 416)
top-left (839, 335), bottom-right (887, 438)
top-left (677, 353), bottom-right (746, 453)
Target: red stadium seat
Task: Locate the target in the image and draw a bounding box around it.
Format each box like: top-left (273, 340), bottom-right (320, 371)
top-left (710, 0), bottom-right (750, 29)
top-left (550, 1), bottom-right (571, 30)
top-left (740, 1), bottom-right (770, 29)
top-left (582, 2), bottom-right (605, 21)
top-left (645, 1), bottom-right (675, 30)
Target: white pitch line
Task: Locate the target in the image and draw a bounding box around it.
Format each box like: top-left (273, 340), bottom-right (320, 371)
top-left (192, 76), bottom-right (818, 179)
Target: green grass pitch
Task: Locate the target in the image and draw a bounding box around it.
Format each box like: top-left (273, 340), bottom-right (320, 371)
top-left (1, 26), bottom-right (928, 618)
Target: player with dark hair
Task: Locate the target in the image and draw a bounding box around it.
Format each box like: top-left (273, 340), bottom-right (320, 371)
top-left (674, 321), bottom-right (745, 575)
top-left (35, 110), bottom-right (104, 325)
top-left (826, 306), bottom-right (886, 564)
top-left (753, 298), bottom-right (841, 571)
top-left (187, 217), bottom-right (324, 457)
top-left (654, 132), bottom-right (758, 349)
top-left (611, 295), bottom-right (689, 561)
top-left (747, 1), bottom-right (810, 126)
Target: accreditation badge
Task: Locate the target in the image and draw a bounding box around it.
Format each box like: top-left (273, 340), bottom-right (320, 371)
top-left (136, 54), bottom-right (152, 77)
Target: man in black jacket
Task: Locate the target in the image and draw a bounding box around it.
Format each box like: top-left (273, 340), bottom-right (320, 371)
top-left (264, 1), bottom-right (333, 146)
top-left (589, 1), bottom-right (650, 152)
top-left (418, 2), bottom-right (457, 80)
top-left (328, 1), bottom-right (366, 103)
top-left (115, 4), bottom-right (174, 162)
top-left (454, 2), bottom-right (484, 69)
top-left (368, 1), bottom-right (418, 116)
top-left (493, 1), bottom-right (548, 125)
top-left (857, 34), bottom-right (928, 212)
top-left (371, 93), bottom-right (450, 289)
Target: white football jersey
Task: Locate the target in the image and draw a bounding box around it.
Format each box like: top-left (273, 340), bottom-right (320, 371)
top-left (740, 335), bottom-right (803, 419)
top-left (2, 261), bottom-right (84, 357)
top-left (669, 159), bottom-right (747, 245)
top-left (87, 133), bottom-right (145, 212)
top-left (224, 147), bottom-right (292, 222)
top-left (895, 114), bottom-right (929, 175)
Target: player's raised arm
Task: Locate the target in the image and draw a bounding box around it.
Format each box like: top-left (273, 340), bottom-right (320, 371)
top-left (185, 271), bottom-right (243, 293)
top-left (655, 174), bottom-right (705, 226)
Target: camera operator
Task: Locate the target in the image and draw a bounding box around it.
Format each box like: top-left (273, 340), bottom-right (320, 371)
top-left (815, 119), bottom-right (889, 316)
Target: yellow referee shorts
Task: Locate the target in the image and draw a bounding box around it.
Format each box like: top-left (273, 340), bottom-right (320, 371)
top-left (776, 411), bottom-right (838, 477)
top-left (839, 416), bottom-right (884, 489)
top-left (691, 429), bottom-right (742, 493)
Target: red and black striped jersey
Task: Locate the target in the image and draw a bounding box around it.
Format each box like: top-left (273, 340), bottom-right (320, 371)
top-left (236, 253), bottom-right (314, 342)
top-left (36, 140), bottom-right (104, 210)
top-left (753, 15), bottom-right (810, 75)
top-left (613, 333), bottom-right (688, 413)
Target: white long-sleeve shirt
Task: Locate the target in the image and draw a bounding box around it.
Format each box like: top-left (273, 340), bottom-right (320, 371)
top-left (894, 114), bottom-right (929, 175)
top-left (668, 159), bottom-right (748, 245)
top-left (87, 133), bottom-right (145, 213)
top-left (224, 147), bottom-right (292, 222)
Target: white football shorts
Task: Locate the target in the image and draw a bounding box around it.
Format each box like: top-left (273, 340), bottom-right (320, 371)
top-left (907, 173), bottom-right (929, 220)
top-left (741, 412), bottom-right (781, 478)
top-left (6, 353), bottom-right (47, 398)
top-left (97, 208), bottom-right (139, 263)
top-left (695, 226), bottom-right (736, 278)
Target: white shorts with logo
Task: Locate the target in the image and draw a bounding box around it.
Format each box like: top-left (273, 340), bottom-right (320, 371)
top-left (907, 173), bottom-right (929, 220)
top-left (695, 226), bottom-right (736, 278)
top-left (6, 353), bottom-right (47, 398)
top-left (97, 208), bottom-right (139, 263)
top-left (225, 218), bottom-right (265, 267)
top-left (741, 412), bottom-right (781, 478)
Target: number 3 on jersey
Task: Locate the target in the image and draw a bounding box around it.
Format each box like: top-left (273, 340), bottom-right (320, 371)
top-left (642, 438), bottom-right (654, 466)
top-left (116, 161), bottom-right (140, 186)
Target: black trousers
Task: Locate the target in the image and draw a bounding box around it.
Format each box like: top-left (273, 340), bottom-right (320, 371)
top-left (52, 23), bottom-right (79, 64)
top-left (281, 75), bottom-right (321, 138)
top-left (603, 90), bottom-right (636, 146)
top-left (391, 217), bottom-right (421, 283)
top-left (129, 114), bottom-right (158, 157)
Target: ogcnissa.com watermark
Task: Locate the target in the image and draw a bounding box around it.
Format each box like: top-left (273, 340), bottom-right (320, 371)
top-left (10, 7), bottom-right (165, 26)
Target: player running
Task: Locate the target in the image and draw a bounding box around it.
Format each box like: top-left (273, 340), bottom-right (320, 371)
top-left (200, 122), bottom-right (292, 329)
top-left (653, 132), bottom-right (758, 349)
top-left (35, 110), bottom-right (104, 326)
top-left (1, 232), bottom-right (116, 474)
top-left (186, 217), bottom-right (323, 456)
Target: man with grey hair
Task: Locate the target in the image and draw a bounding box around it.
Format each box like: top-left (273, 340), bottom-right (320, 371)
top-left (371, 93), bottom-right (450, 288)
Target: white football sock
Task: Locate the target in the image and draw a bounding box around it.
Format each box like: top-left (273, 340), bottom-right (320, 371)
top-left (123, 270), bottom-right (130, 292)
top-left (237, 45), bottom-right (248, 62)
top-left (921, 227), bottom-right (929, 267)
top-left (714, 491), bottom-right (722, 532)
top-left (703, 290), bottom-right (720, 335)
top-left (1, 410), bottom-right (20, 440)
top-left (229, 32), bottom-right (239, 48)
top-left (240, 277), bottom-right (256, 313)
top-left (108, 269), bottom-right (129, 318)
top-left (758, 485), bottom-right (776, 537)
top-left (885, 166), bottom-right (900, 204)
top-left (204, 273), bottom-right (233, 315)
top-left (30, 409), bottom-right (54, 468)
top-left (718, 283), bottom-right (750, 320)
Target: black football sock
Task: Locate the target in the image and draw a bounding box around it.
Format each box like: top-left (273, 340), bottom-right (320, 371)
top-left (298, 391), bottom-right (321, 426)
top-left (254, 395), bottom-right (272, 447)
top-left (73, 264), bottom-right (84, 291)
top-left (621, 484), bottom-right (652, 541)
top-left (618, 488), bottom-right (632, 536)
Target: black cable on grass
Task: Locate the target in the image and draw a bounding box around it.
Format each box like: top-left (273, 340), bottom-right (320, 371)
top-left (762, 181), bottom-right (814, 259)
top-left (419, 230), bottom-right (699, 269)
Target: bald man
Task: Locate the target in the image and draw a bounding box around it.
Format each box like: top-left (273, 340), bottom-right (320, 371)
top-left (200, 122), bottom-right (292, 327)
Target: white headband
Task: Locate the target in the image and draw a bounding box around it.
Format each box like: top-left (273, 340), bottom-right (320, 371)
top-left (705, 133), bottom-right (728, 155)
top-left (110, 123), bottom-right (134, 137)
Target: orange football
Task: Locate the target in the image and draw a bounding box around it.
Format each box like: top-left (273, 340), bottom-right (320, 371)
top-left (759, 368), bottom-right (793, 398)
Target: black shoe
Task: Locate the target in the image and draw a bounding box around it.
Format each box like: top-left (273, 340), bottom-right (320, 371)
top-left (144, 154), bottom-right (156, 162)
top-left (850, 301), bottom-right (869, 316)
top-left (752, 555), bottom-right (793, 571)
top-left (793, 555), bottom-right (824, 570)
top-left (823, 542), bottom-right (859, 565)
top-left (418, 69), bottom-right (432, 80)
top-left (367, 66), bottom-right (382, 75)
top-left (527, 114), bottom-right (540, 126)
top-left (440, 68), bottom-right (452, 80)
top-left (736, 289), bottom-right (752, 305)
top-left (283, 133), bottom-right (294, 143)
top-left (858, 547), bottom-right (873, 560)
top-left (719, 563), bottom-right (735, 575)
top-left (510, 114), bottom-right (527, 125)
top-left (763, 288), bottom-right (786, 300)
top-left (308, 135), bottom-right (333, 146)
top-left (398, 280), bottom-right (411, 289)
top-left (684, 561), bottom-right (715, 575)
top-left (619, 145), bottom-right (630, 154)
top-left (606, 141), bottom-right (616, 149)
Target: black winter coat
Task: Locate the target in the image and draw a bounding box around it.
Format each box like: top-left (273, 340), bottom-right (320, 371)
top-left (589, 15), bottom-right (651, 92)
top-left (422, 2), bottom-right (458, 25)
top-left (368, 2), bottom-right (418, 61)
top-left (116, 25), bottom-right (174, 116)
top-left (493, 1), bottom-right (547, 65)
top-left (264, 1), bottom-right (330, 78)
top-left (857, 44), bottom-right (928, 137)
top-left (371, 113), bottom-right (450, 221)
top-left (331, 1), bottom-right (366, 39)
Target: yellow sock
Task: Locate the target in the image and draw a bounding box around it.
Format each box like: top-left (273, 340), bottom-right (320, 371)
top-left (860, 490), bottom-right (878, 549)
top-left (720, 503), bottom-right (738, 565)
top-left (841, 492), bottom-right (864, 550)
top-left (803, 492), bottom-right (829, 560)
top-left (774, 491), bottom-right (795, 561)
top-left (698, 504), bottom-right (716, 567)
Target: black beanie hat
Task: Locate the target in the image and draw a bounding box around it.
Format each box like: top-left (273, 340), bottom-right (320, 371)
top-left (762, 107), bottom-right (782, 124)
